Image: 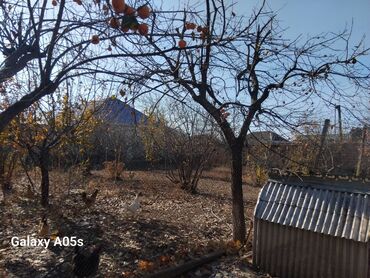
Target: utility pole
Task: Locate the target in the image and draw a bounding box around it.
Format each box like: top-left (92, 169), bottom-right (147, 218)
top-left (335, 105), bottom-right (343, 143)
top-left (314, 119), bottom-right (330, 171)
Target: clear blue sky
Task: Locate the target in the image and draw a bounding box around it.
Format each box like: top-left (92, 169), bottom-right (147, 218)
top-left (258, 0), bottom-right (369, 44)
top-left (158, 0), bottom-right (369, 127)
top-left (249, 0), bottom-right (370, 70)
top-left (166, 0), bottom-right (370, 47)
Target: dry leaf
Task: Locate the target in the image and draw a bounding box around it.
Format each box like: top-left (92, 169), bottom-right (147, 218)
top-left (138, 260), bottom-right (154, 271)
top-left (159, 255), bottom-right (171, 266)
top-left (121, 271), bottom-right (134, 277)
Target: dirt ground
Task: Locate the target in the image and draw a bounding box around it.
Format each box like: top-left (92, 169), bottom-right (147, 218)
top-left (0, 167), bottom-right (269, 277)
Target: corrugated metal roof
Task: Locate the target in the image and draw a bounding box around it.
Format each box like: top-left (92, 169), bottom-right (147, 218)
top-left (254, 178), bottom-right (370, 242)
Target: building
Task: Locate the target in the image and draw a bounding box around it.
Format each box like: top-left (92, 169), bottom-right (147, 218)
top-left (246, 131), bottom-right (290, 146)
top-left (245, 131), bottom-right (290, 170)
top-left (88, 98), bottom-right (149, 167)
top-left (253, 175), bottom-right (370, 278)
top-left (92, 98), bottom-right (147, 125)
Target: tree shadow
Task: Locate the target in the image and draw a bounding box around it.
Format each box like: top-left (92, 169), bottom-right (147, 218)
top-left (5, 260), bottom-right (43, 278)
top-left (39, 209), bottom-right (185, 277)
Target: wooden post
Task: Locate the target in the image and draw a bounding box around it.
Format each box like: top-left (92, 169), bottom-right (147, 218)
top-left (314, 119), bottom-right (330, 171)
top-left (355, 126), bottom-right (367, 177)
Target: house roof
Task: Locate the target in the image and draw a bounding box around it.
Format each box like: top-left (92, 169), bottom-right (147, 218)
top-left (246, 131), bottom-right (289, 145)
top-left (293, 133), bottom-right (352, 142)
top-left (92, 98), bottom-right (147, 125)
top-left (254, 177), bottom-right (370, 242)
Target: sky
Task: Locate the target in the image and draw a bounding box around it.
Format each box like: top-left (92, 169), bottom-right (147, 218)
top-left (167, 0), bottom-right (370, 46)
top-left (243, 0), bottom-right (370, 126)
top-left (164, 0), bottom-right (370, 63)
top-left (258, 0), bottom-right (369, 43)
top-left (158, 0), bottom-right (370, 131)
top-left (1, 1), bottom-right (368, 132)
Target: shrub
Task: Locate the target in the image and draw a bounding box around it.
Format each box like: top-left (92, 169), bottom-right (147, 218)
top-left (103, 160), bottom-right (125, 180)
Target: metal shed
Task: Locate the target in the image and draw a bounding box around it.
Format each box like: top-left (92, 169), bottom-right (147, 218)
top-left (253, 176), bottom-right (370, 278)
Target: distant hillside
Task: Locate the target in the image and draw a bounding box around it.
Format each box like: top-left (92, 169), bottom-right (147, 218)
top-left (92, 98), bottom-right (147, 125)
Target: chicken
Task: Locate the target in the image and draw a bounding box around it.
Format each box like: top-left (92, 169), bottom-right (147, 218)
top-left (81, 189), bottom-right (99, 208)
top-left (127, 192), bottom-right (142, 213)
top-left (73, 245), bottom-right (102, 277)
top-left (38, 216), bottom-right (50, 238)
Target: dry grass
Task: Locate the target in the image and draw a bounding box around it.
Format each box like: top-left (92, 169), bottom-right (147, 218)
top-left (0, 167), bottom-right (263, 277)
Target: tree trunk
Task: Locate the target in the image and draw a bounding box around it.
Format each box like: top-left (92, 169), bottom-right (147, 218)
top-left (0, 82), bottom-right (57, 133)
top-left (230, 141), bottom-right (246, 242)
top-left (39, 150), bottom-right (50, 207)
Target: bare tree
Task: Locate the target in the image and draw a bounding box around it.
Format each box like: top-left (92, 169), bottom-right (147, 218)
top-left (142, 101), bottom-right (219, 193)
top-left (117, 0), bottom-right (370, 241)
top-left (0, 0), bottom-right (166, 132)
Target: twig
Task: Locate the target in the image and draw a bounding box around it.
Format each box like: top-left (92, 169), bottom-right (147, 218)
top-left (210, 206), bottom-right (222, 221)
top-left (145, 250), bottom-right (226, 278)
top-left (245, 219), bottom-right (254, 244)
top-left (147, 194), bottom-right (160, 206)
